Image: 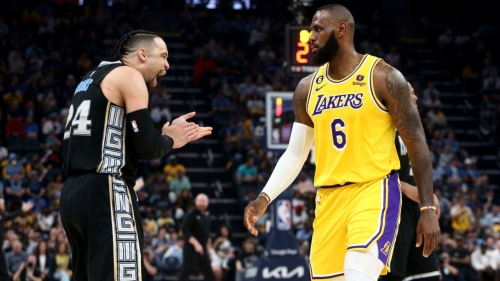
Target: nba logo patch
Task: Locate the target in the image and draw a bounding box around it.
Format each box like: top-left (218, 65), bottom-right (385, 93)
top-left (356, 75), bottom-right (364, 81)
top-left (276, 200), bottom-right (291, 231)
top-left (131, 120), bottom-right (139, 132)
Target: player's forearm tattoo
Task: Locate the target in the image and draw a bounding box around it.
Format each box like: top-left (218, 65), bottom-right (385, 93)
top-left (378, 62), bottom-right (434, 206)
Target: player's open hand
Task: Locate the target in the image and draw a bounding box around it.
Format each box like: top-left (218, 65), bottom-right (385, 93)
top-left (190, 126), bottom-right (212, 142)
top-left (171, 111), bottom-right (212, 142)
top-left (416, 210), bottom-right (440, 258)
top-left (244, 196), bottom-right (269, 236)
top-left (172, 111), bottom-right (197, 127)
top-left (162, 121), bottom-right (198, 149)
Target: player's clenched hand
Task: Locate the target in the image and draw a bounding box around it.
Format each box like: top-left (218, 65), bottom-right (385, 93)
top-left (162, 121), bottom-right (198, 149)
top-left (244, 196), bottom-right (268, 236)
top-left (416, 210), bottom-right (440, 258)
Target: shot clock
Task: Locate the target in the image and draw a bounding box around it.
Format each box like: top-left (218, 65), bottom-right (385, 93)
top-left (285, 24), bottom-right (318, 77)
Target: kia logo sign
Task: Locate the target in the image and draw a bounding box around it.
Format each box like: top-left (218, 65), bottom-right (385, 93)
top-left (262, 266), bottom-right (305, 279)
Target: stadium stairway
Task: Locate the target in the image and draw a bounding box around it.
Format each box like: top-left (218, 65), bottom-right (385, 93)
top-left (407, 43), bottom-right (500, 188)
top-left (158, 37), bottom-right (247, 240)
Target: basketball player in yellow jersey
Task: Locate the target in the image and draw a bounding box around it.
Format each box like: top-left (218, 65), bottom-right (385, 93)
top-left (244, 4), bottom-right (440, 281)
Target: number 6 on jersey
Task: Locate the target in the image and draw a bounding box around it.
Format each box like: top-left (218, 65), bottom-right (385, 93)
top-left (331, 118), bottom-right (346, 150)
top-left (64, 100), bottom-right (92, 139)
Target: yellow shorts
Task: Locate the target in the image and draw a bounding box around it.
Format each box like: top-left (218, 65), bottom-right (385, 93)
top-left (309, 172), bottom-right (402, 280)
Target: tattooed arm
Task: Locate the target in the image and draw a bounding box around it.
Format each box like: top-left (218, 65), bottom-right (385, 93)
top-left (293, 75), bottom-right (315, 127)
top-left (374, 61), bottom-right (433, 205)
top-left (373, 61), bottom-right (440, 257)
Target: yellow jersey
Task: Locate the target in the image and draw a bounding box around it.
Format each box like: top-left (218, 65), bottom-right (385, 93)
top-left (306, 54), bottom-right (399, 186)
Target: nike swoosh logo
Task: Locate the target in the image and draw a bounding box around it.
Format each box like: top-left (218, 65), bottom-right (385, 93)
top-left (316, 84), bottom-right (326, 91)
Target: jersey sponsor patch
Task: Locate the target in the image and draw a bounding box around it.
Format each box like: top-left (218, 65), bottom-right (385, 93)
top-left (131, 120), bottom-right (139, 132)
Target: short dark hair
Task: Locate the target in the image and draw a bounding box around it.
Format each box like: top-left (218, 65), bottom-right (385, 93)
top-left (109, 30), bottom-right (159, 61)
top-left (316, 4), bottom-right (355, 25)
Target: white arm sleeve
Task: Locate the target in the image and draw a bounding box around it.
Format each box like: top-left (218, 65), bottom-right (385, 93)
top-left (262, 122), bottom-right (314, 202)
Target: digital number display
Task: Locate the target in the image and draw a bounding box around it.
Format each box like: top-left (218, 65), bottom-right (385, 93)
top-left (285, 25), bottom-right (318, 76)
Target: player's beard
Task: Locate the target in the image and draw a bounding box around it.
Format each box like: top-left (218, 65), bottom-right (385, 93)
top-left (312, 32), bottom-right (340, 66)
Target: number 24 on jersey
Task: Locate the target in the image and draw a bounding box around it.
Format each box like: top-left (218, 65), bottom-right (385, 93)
top-left (64, 100), bottom-right (92, 139)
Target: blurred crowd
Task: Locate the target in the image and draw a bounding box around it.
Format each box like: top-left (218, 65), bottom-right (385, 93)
top-left (0, 0), bottom-right (499, 281)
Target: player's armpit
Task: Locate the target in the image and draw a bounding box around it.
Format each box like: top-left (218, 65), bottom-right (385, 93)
top-left (292, 74), bottom-right (315, 128)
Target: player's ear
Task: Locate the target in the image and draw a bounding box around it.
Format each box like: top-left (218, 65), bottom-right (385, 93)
top-left (337, 22), bottom-right (347, 38)
top-left (137, 48), bottom-right (147, 62)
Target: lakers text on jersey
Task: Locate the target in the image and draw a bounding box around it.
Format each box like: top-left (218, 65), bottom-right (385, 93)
top-left (306, 54), bottom-right (400, 186)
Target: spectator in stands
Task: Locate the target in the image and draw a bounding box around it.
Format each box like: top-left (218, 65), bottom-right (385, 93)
top-left (143, 247), bottom-right (158, 281)
top-left (24, 115), bottom-right (39, 140)
top-left (449, 234), bottom-right (477, 281)
top-left (32, 240), bottom-right (55, 281)
top-left (255, 76), bottom-right (272, 98)
top-left (236, 157), bottom-right (257, 186)
top-left (26, 170), bottom-right (45, 201)
top-left (451, 196), bottom-right (473, 233)
top-left (173, 189), bottom-right (194, 222)
top-left (445, 157), bottom-right (466, 185)
top-left (439, 252), bottom-right (459, 280)
top-left (427, 103), bottom-right (447, 128)
top-left (163, 155), bottom-right (186, 183)
top-left (6, 240), bottom-right (28, 281)
top-left (246, 93), bottom-right (265, 125)
top-left (237, 75), bottom-right (257, 97)
top-left (193, 47), bottom-right (216, 86)
top-left (41, 113), bottom-right (62, 138)
top-left (6, 113), bottom-right (24, 141)
top-left (296, 218), bottom-right (313, 245)
top-left (483, 68), bottom-right (500, 91)
top-left (37, 207), bottom-right (55, 235)
top-left (2, 154), bottom-right (25, 180)
top-left (423, 82), bottom-right (440, 100)
top-left (45, 174), bottom-right (63, 205)
top-left (53, 243), bottom-right (71, 281)
top-left (163, 236), bottom-right (184, 275)
top-left (292, 205), bottom-right (309, 231)
top-left (169, 170), bottom-right (191, 200)
top-left (439, 145), bottom-right (455, 168)
top-left (212, 91), bottom-right (231, 127)
top-left (444, 129), bottom-right (460, 154)
top-left (235, 157), bottom-right (258, 204)
top-left (152, 228), bottom-right (169, 252)
top-left (471, 239), bottom-right (498, 280)
top-left (384, 46), bottom-right (401, 68)
top-left (212, 225), bottom-right (233, 270)
top-left (235, 238), bottom-right (259, 281)
top-left (293, 171), bottom-right (315, 196)
top-left (481, 204), bottom-right (500, 229)
top-left (5, 173), bottom-right (27, 204)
